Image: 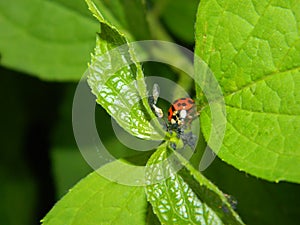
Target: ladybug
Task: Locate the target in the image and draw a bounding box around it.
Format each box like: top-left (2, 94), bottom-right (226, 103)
top-left (168, 98), bottom-right (196, 127)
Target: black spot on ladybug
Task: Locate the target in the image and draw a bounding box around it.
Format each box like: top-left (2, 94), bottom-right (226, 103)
top-left (168, 97), bottom-right (197, 126)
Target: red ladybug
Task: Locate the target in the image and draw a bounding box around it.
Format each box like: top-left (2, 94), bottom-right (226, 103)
top-left (168, 98), bottom-right (196, 126)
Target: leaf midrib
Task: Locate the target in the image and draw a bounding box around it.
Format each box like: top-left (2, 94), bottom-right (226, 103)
top-left (69, 180), bottom-right (144, 225)
top-left (226, 104), bottom-right (300, 117)
top-left (200, 66), bottom-right (300, 110)
top-left (224, 111), bottom-right (300, 158)
top-left (102, 71), bottom-right (155, 133)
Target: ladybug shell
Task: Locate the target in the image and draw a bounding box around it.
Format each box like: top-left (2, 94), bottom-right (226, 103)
top-left (168, 98), bottom-right (195, 121)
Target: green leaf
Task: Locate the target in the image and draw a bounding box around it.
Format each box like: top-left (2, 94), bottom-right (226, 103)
top-left (145, 144), bottom-right (228, 225)
top-left (86, 0), bottom-right (165, 140)
top-left (0, 0), bottom-right (150, 81)
top-left (195, 0), bottom-right (300, 182)
top-left (174, 151), bottom-right (245, 225)
top-left (0, 0), bottom-right (98, 81)
top-left (41, 161), bottom-right (147, 225)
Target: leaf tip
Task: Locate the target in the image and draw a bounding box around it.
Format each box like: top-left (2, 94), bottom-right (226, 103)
top-left (85, 0), bottom-right (104, 22)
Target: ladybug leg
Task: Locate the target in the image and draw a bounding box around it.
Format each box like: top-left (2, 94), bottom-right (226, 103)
top-left (168, 122), bottom-right (179, 131)
top-left (176, 127), bottom-right (184, 138)
top-left (185, 109), bottom-right (200, 128)
top-left (181, 131), bottom-right (197, 148)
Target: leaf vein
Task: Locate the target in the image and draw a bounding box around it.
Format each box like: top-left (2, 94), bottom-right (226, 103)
top-left (224, 66), bottom-right (300, 98)
top-left (220, 0), bottom-right (273, 74)
top-left (226, 104), bottom-right (300, 117)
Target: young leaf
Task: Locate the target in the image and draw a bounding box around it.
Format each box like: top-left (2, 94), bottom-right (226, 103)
top-left (145, 144), bottom-right (226, 225)
top-left (41, 161), bottom-right (147, 225)
top-left (195, 0), bottom-right (300, 182)
top-left (174, 151), bottom-right (245, 225)
top-left (86, 0), bottom-right (165, 140)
